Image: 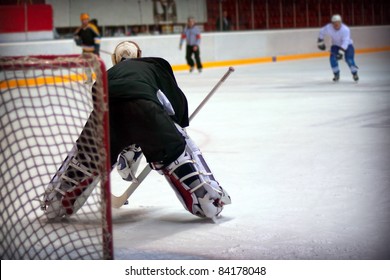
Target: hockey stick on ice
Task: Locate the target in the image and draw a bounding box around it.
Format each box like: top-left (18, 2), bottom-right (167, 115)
top-left (110, 66), bottom-right (235, 208)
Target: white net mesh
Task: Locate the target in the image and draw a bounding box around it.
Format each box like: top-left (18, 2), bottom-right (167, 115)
top-left (0, 55), bottom-right (112, 259)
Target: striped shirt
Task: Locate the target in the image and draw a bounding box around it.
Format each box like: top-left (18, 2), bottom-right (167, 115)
top-left (180, 25), bottom-right (201, 47)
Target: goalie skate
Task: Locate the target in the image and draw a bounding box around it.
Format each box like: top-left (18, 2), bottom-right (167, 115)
top-left (41, 146), bottom-right (99, 219)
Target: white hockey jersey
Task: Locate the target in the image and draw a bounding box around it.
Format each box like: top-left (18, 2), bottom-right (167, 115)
top-left (318, 23), bottom-right (353, 50)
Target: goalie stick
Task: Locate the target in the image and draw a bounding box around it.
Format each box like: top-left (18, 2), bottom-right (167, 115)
top-left (110, 66), bottom-right (235, 208)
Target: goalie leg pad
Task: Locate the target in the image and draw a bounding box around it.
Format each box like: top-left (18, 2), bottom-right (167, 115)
top-left (151, 124), bottom-right (231, 219)
top-left (42, 145), bottom-right (99, 219)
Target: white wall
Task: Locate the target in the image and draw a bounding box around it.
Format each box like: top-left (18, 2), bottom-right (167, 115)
top-left (0, 31), bottom-right (54, 43)
top-left (45, 0), bottom-right (207, 27)
top-left (1, 26), bottom-right (389, 70)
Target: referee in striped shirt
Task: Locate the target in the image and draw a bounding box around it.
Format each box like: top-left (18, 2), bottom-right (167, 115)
top-left (179, 17), bottom-right (203, 73)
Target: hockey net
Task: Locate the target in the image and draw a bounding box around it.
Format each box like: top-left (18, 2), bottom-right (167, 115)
top-left (0, 54), bottom-right (113, 259)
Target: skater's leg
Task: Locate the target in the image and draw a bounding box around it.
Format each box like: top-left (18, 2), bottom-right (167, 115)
top-left (185, 45), bottom-right (195, 71)
top-left (193, 47), bottom-right (203, 72)
top-left (330, 45), bottom-right (340, 81)
top-left (344, 44), bottom-right (359, 81)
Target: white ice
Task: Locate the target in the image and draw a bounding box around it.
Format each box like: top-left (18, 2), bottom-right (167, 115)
top-left (111, 52), bottom-right (390, 260)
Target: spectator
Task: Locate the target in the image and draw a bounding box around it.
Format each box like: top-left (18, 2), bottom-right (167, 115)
top-left (53, 28), bottom-right (60, 39)
top-left (114, 27), bottom-right (125, 37)
top-left (216, 10), bottom-right (232, 31)
top-left (179, 17), bottom-right (203, 73)
top-left (138, 25), bottom-right (150, 35)
top-left (153, 0), bottom-right (177, 23)
top-left (131, 26), bottom-right (140, 36)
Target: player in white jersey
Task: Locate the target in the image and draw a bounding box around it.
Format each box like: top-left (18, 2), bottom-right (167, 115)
top-left (317, 14), bottom-right (359, 82)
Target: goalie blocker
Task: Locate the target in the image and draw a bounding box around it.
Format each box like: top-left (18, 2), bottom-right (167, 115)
top-left (42, 41), bottom-right (231, 220)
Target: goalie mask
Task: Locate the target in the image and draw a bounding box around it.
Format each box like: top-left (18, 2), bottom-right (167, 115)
top-left (111, 41), bottom-right (142, 65)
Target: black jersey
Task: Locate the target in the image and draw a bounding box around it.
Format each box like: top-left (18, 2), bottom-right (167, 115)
top-left (107, 57), bottom-right (189, 127)
top-left (74, 24), bottom-right (100, 54)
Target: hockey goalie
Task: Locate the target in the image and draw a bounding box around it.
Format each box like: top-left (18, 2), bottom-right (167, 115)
top-left (42, 41), bottom-right (231, 220)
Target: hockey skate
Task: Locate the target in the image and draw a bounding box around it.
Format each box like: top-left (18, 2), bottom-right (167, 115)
top-left (41, 146), bottom-right (99, 219)
top-left (352, 72), bottom-right (359, 82)
top-left (333, 72), bottom-right (340, 82)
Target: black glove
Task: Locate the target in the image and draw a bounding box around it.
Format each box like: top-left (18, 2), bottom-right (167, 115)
top-left (317, 38), bottom-right (326, 51)
top-left (336, 49), bottom-right (344, 60)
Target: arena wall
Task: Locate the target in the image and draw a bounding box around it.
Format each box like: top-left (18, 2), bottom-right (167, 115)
top-left (0, 26), bottom-right (389, 71)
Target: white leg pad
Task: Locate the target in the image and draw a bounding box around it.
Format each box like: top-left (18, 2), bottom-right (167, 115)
top-left (152, 124), bottom-right (231, 219)
top-left (42, 145), bottom-right (99, 219)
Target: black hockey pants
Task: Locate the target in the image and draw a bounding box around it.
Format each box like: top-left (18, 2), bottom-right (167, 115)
top-left (109, 99), bottom-right (186, 167)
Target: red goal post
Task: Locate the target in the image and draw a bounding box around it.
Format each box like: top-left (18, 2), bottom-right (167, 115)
top-left (0, 54), bottom-right (113, 259)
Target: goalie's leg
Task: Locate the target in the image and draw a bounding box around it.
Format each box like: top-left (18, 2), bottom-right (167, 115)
top-left (42, 115), bottom-right (101, 219)
top-left (151, 124), bottom-right (231, 219)
top-left (41, 145), bottom-right (100, 219)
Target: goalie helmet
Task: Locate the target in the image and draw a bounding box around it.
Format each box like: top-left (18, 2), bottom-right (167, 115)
top-left (111, 41), bottom-right (142, 65)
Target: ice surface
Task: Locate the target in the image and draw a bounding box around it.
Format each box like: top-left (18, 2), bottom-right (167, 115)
top-left (4, 53), bottom-right (381, 260)
top-left (111, 52), bottom-right (390, 260)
